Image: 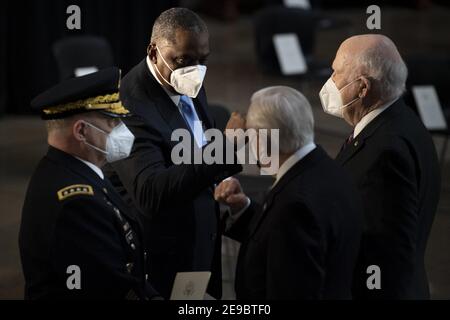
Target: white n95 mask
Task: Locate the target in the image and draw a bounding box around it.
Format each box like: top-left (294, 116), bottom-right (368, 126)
top-left (319, 77), bottom-right (361, 118)
top-left (155, 46), bottom-right (207, 98)
top-left (83, 121), bottom-right (135, 163)
top-left (249, 132), bottom-right (279, 176)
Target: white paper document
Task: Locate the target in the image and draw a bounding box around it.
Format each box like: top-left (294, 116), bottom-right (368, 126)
top-left (412, 85), bottom-right (447, 130)
top-left (74, 66), bottom-right (99, 77)
top-left (284, 0), bottom-right (311, 9)
top-left (170, 271), bottom-right (212, 300)
top-left (273, 33), bottom-right (308, 75)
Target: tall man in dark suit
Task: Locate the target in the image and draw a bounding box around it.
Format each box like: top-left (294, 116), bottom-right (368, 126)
top-left (319, 34), bottom-right (441, 299)
top-left (215, 86), bottom-right (363, 299)
top-left (19, 68), bottom-right (159, 299)
top-left (104, 8), bottom-right (243, 298)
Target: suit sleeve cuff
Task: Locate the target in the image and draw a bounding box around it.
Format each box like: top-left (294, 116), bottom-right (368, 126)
top-left (226, 197), bottom-right (251, 230)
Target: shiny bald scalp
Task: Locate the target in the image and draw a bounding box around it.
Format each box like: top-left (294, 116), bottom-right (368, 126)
top-left (337, 34), bottom-right (408, 102)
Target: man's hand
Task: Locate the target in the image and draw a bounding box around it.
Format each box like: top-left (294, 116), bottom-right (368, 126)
top-left (225, 112), bottom-right (246, 131)
top-left (225, 112), bottom-right (247, 148)
top-left (214, 177), bottom-right (248, 214)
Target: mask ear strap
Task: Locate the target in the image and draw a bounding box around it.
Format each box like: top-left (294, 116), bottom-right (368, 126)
top-left (82, 120), bottom-right (108, 135)
top-left (80, 121), bottom-right (109, 155)
top-left (83, 140), bottom-right (108, 155)
top-left (340, 77), bottom-right (363, 109)
top-left (156, 46), bottom-right (174, 72)
top-left (342, 96), bottom-right (361, 109)
top-left (153, 59), bottom-right (174, 87)
top-left (340, 77), bottom-right (362, 92)
top-left (153, 46), bottom-right (175, 87)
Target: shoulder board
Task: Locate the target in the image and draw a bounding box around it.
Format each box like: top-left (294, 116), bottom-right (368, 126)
top-left (57, 184), bottom-right (94, 201)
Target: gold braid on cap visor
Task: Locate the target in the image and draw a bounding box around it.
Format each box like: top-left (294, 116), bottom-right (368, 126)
top-left (42, 93), bottom-right (129, 115)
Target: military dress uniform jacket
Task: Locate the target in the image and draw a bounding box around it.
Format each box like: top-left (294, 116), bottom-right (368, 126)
top-left (19, 146), bottom-right (159, 300)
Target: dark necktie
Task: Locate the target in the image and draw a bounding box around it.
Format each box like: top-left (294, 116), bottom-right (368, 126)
top-left (340, 131), bottom-right (355, 152)
top-left (346, 132), bottom-right (354, 145)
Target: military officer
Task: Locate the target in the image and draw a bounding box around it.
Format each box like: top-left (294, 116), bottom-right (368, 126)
top-left (19, 67), bottom-right (160, 300)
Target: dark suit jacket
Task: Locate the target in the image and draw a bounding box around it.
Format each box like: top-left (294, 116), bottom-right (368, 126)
top-left (336, 99), bottom-right (441, 299)
top-left (228, 146), bottom-right (363, 299)
top-left (19, 147), bottom-right (158, 300)
top-left (104, 59), bottom-right (242, 298)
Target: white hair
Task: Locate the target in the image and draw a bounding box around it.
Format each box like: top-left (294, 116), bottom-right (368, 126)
top-left (247, 86), bottom-right (314, 154)
top-left (353, 38), bottom-right (408, 101)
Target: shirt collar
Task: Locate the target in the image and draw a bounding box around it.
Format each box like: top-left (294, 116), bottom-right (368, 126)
top-left (74, 156), bottom-right (104, 180)
top-left (353, 98), bottom-right (398, 138)
top-left (273, 142), bottom-right (316, 187)
top-left (146, 56), bottom-right (181, 106)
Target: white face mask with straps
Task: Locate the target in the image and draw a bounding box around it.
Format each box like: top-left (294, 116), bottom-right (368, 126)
top-left (319, 77), bottom-right (362, 118)
top-left (153, 45), bottom-right (207, 98)
top-left (82, 120), bottom-right (135, 163)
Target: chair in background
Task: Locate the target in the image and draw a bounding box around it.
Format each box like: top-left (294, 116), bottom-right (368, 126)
top-left (253, 5), bottom-right (315, 75)
top-left (52, 35), bottom-right (114, 80)
top-left (253, 5), bottom-right (331, 79)
top-left (264, 0), bottom-right (352, 31)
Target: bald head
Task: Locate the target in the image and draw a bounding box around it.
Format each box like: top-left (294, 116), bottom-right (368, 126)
top-left (339, 34), bottom-right (401, 62)
top-left (333, 34), bottom-right (408, 102)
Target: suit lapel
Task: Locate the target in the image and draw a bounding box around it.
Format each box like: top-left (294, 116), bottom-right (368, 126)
top-left (193, 89), bottom-right (214, 130)
top-left (137, 59), bottom-right (191, 134)
top-left (335, 136), bottom-right (365, 165)
top-left (138, 59), bottom-right (214, 133)
top-left (101, 178), bottom-right (139, 222)
top-left (246, 146), bottom-right (327, 240)
top-left (335, 99), bottom-right (405, 166)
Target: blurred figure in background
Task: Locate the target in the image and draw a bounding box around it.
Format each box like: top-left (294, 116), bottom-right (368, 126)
top-left (215, 86), bottom-right (363, 299)
top-left (320, 34), bottom-right (440, 299)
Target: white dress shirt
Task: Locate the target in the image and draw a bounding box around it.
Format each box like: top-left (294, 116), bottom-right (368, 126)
top-left (147, 56), bottom-right (181, 106)
top-left (226, 142), bottom-right (317, 229)
top-left (75, 156), bottom-right (104, 180)
top-left (353, 98), bottom-right (398, 138)
top-left (273, 142), bottom-right (317, 187)
top-left (146, 56), bottom-right (205, 147)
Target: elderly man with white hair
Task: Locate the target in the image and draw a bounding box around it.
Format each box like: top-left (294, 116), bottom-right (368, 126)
top-left (320, 34), bottom-right (440, 299)
top-left (215, 86), bottom-right (363, 299)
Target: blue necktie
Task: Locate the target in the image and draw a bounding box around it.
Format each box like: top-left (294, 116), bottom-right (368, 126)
top-left (179, 95), bottom-right (205, 147)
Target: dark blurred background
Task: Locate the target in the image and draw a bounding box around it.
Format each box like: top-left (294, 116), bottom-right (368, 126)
top-left (1, 0), bottom-right (450, 299)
